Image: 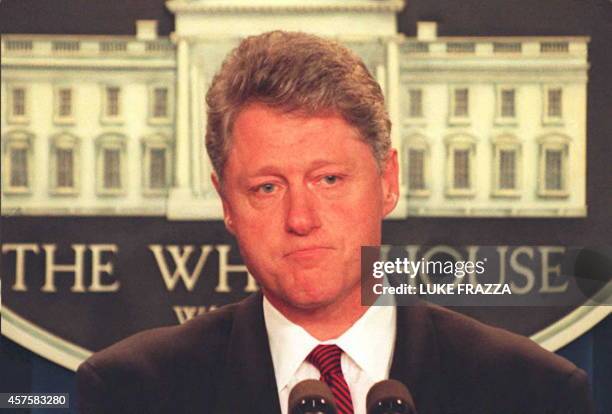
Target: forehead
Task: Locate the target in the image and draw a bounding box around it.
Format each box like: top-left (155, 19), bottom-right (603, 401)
top-left (226, 104), bottom-right (375, 173)
top-left (230, 104), bottom-right (365, 152)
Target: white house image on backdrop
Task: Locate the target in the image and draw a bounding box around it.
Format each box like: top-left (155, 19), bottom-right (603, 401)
top-left (0, 0), bottom-right (589, 219)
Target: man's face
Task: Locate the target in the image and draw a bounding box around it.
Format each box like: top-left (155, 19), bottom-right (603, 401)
top-left (215, 103), bottom-right (398, 311)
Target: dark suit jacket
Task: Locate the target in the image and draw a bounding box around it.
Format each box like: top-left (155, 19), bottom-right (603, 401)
top-left (77, 293), bottom-right (593, 414)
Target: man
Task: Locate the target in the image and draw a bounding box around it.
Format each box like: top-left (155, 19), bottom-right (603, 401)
top-left (77, 31), bottom-right (593, 414)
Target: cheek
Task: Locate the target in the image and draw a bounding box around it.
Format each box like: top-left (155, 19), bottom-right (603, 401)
top-left (231, 197), bottom-right (282, 236)
top-left (325, 195), bottom-right (384, 257)
top-left (231, 208), bottom-right (286, 266)
top-left (328, 182), bottom-right (384, 227)
top-left (235, 219), bottom-right (276, 252)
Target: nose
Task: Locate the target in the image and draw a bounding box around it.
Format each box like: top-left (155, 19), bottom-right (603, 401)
top-left (285, 184), bottom-right (321, 236)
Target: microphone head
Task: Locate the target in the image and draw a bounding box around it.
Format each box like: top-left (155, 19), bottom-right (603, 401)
top-left (367, 379), bottom-right (416, 414)
top-left (289, 379), bottom-right (337, 414)
top-left (573, 245), bottom-right (612, 303)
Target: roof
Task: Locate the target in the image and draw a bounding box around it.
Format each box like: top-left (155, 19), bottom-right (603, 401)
top-left (0, 0), bottom-right (596, 37)
top-left (0, 0), bottom-right (175, 36)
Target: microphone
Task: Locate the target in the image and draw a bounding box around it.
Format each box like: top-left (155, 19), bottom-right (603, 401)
top-left (367, 379), bottom-right (416, 414)
top-left (572, 245), bottom-right (612, 304)
top-left (289, 379), bottom-right (338, 414)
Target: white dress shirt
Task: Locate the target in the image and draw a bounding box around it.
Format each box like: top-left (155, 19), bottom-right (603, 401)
top-left (263, 297), bottom-right (397, 414)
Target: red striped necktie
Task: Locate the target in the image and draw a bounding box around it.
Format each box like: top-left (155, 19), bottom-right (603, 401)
top-left (306, 344), bottom-right (354, 414)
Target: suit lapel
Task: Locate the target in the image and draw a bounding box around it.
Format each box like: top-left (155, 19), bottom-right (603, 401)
top-left (214, 292), bottom-right (281, 414)
top-left (390, 302), bottom-right (442, 414)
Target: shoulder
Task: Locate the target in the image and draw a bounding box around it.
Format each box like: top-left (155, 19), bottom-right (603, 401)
top-left (419, 303), bottom-right (593, 413)
top-left (81, 299), bottom-right (238, 376)
top-left (76, 300), bottom-right (242, 413)
top-left (424, 304), bottom-right (575, 374)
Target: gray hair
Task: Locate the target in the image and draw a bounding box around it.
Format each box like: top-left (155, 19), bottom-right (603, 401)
top-left (205, 30), bottom-right (391, 181)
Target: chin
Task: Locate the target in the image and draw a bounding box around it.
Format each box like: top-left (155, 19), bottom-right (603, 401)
top-left (283, 298), bottom-right (337, 313)
top-left (279, 285), bottom-right (348, 311)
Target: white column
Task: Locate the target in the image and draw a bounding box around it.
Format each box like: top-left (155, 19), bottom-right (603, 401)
top-left (190, 64), bottom-right (203, 196)
top-left (387, 38), bottom-right (401, 162)
top-left (174, 37), bottom-right (191, 191)
top-left (386, 37), bottom-right (406, 218)
top-left (167, 37), bottom-right (223, 219)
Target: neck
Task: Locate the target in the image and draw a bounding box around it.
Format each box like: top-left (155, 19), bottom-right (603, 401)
top-left (264, 286), bottom-right (368, 341)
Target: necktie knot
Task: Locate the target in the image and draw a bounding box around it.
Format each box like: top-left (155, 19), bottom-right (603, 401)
top-left (306, 344), bottom-right (343, 378)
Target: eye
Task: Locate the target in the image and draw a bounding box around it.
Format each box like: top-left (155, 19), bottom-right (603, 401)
top-left (256, 183), bottom-right (276, 194)
top-left (322, 175), bottom-right (339, 185)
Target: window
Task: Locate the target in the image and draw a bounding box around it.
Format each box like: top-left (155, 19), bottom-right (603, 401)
top-left (454, 88), bottom-right (469, 117)
top-left (541, 41), bottom-right (569, 53)
top-left (447, 42), bottom-right (475, 54)
top-left (449, 87), bottom-right (470, 125)
top-left (493, 42), bottom-right (522, 54)
top-left (102, 86), bottom-right (122, 123)
top-left (100, 41), bottom-right (127, 53)
top-left (96, 134), bottom-right (126, 195)
top-left (142, 134), bottom-right (173, 195)
top-left (13, 89), bottom-right (26, 116)
top-left (2, 131), bottom-right (34, 193)
top-left (403, 135), bottom-right (429, 197)
top-left (543, 86), bottom-right (563, 124)
top-left (107, 87), bottom-right (120, 117)
top-left (54, 86), bottom-right (74, 123)
top-left (148, 84), bottom-right (173, 123)
top-left (537, 134), bottom-right (570, 197)
top-left (52, 40), bottom-right (80, 53)
top-left (150, 148), bottom-right (167, 188)
top-left (445, 134), bottom-right (476, 197)
top-left (499, 150), bottom-right (516, 190)
top-left (408, 89), bottom-right (423, 118)
top-left (103, 149), bottom-right (121, 189)
top-left (59, 92), bottom-right (71, 117)
top-left (501, 89), bottom-right (515, 118)
top-left (491, 135), bottom-right (521, 197)
top-left (403, 42), bottom-right (429, 54)
top-left (146, 41), bottom-right (174, 53)
top-left (59, 89), bottom-right (72, 117)
top-left (10, 148), bottom-right (29, 188)
top-left (453, 150), bottom-right (470, 189)
top-left (7, 85), bottom-right (29, 123)
top-left (544, 150), bottom-right (563, 191)
top-left (57, 149), bottom-right (74, 188)
top-left (408, 149), bottom-right (425, 190)
top-left (50, 133), bottom-right (79, 194)
top-left (153, 88), bottom-right (168, 118)
top-left (495, 86), bottom-right (518, 125)
top-left (547, 89), bottom-right (562, 118)
top-left (6, 40), bottom-right (33, 52)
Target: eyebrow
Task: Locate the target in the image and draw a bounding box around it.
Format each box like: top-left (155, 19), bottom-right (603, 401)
top-left (246, 159), bottom-right (348, 178)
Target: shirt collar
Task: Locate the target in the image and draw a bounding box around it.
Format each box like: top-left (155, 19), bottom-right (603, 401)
top-left (336, 302), bottom-right (396, 381)
top-left (263, 296), bottom-right (396, 391)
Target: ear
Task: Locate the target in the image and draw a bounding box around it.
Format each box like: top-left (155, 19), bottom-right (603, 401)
top-left (211, 172), bottom-right (236, 235)
top-left (381, 149), bottom-right (399, 217)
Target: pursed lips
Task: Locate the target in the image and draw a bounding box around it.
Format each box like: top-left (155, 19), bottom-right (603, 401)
top-left (283, 246), bottom-right (334, 258)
